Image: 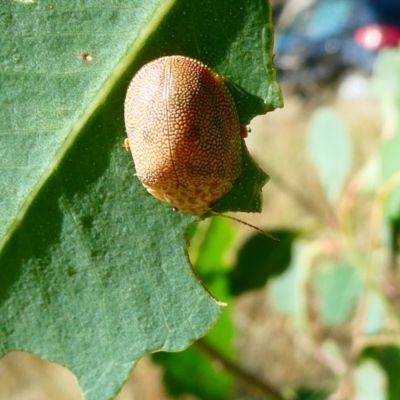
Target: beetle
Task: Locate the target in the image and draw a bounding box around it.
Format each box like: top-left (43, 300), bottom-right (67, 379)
top-left (124, 55), bottom-right (243, 215)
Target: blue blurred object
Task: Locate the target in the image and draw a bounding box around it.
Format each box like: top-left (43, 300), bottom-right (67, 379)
top-left (274, 0), bottom-right (400, 86)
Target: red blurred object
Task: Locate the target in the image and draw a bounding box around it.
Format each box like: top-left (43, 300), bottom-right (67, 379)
top-left (355, 24), bottom-right (400, 50)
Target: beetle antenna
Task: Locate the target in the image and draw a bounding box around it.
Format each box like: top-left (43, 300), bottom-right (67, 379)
top-left (209, 212), bottom-right (279, 241)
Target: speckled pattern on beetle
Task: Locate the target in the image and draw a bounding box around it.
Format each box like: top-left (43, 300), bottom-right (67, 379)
top-left (124, 55), bottom-right (243, 215)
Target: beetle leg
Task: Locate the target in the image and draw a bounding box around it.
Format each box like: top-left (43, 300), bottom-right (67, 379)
top-left (122, 138), bottom-right (130, 151)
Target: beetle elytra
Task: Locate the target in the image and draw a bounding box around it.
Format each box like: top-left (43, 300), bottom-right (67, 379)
top-left (124, 55), bottom-right (243, 215)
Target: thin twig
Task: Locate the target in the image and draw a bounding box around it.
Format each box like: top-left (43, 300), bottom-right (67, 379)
top-left (194, 338), bottom-right (289, 400)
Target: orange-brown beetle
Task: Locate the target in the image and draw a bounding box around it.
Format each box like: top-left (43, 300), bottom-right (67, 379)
top-left (124, 56), bottom-right (242, 215)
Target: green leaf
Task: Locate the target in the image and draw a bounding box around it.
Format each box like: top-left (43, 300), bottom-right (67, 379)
top-left (358, 155), bottom-right (380, 195)
top-left (191, 218), bottom-right (236, 356)
top-left (363, 292), bottom-right (385, 335)
top-left (268, 241), bottom-right (309, 329)
top-left (353, 360), bottom-right (387, 400)
top-left (0, 1), bottom-right (281, 399)
top-left (153, 346), bottom-right (233, 400)
top-left (361, 345), bottom-right (400, 400)
top-left (381, 132), bottom-right (400, 221)
top-left (372, 49), bottom-right (400, 125)
top-left (373, 49), bottom-right (400, 222)
top-left (0, 156), bottom-right (222, 398)
top-left (229, 229), bottom-right (297, 295)
top-left (307, 108), bottom-right (352, 204)
top-left (313, 262), bottom-right (363, 326)
top-left (0, 0), bottom-right (172, 246)
top-left (189, 217), bottom-right (235, 282)
top-left (154, 217), bottom-right (236, 400)
top-left (295, 388), bottom-right (328, 400)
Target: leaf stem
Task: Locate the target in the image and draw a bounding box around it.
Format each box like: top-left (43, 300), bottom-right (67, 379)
top-left (194, 338), bottom-right (289, 400)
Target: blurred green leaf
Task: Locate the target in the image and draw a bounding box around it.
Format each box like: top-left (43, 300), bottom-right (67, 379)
top-left (192, 217), bottom-right (235, 280)
top-left (313, 262), bottom-right (363, 326)
top-left (372, 49), bottom-right (400, 125)
top-left (295, 388), bottom-right (328, 400)
top-left (381, 132), bottom-right (400, 221)
top-left (0, 1), bottom-right (281, 399)
top-left (307, 108), bottom-right (352, 204)
top-left (363, 292), bottom-right (385, 335)
top-left (153, 345), bottom-right (232, 400)
top-left (154, 217), bottom-right (236, 399)
top-left (191, 217), bottom-right (236, 357)
top-left (268, 241), bottom-right (309, 329)
top-left (391, 216), bottom-right (400, 258)
top-left (354, 360), bottom-right (387, 400)
top-left (373, 49), bottom-right (400, 223)
top-left (362, 345), bottom-right (400, 400)
top-left (358, 155), bottom-right (380, 195)
top-left (229, 230), bottom-right (297, 296)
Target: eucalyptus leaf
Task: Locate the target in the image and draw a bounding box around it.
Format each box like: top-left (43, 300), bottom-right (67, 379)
top-left (381, 133), bottom-right (400, 221)
top-left (313, 262), bottom-right (363, 326)
top-left (268, 242), bottom-right (309, 329)
top-left (229, 229), bottom-right (297, 295)
top-left (307, 108), bottom-right (352, 204)
top-left (354, 360), bottom-right (387, 400)
top-left (363, 292), bottom-right (385, 335)
top-left (362, 346), bottom-right (400, 400)
top-left (0, 1), bottom-right (281, 399)
top-left (154, 217), bottom-right (236, 400)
